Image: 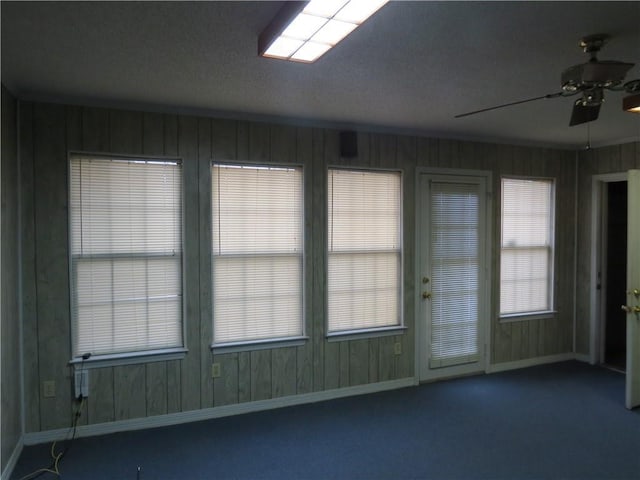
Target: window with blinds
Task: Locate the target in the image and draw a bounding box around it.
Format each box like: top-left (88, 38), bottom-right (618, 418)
top-left (212, 164), bottom-right (303, 345)
top-left (429, 181), bottom-right (480, 367)
top-left (500, 177), bottom-right (554, 316)
top-left (69, 155), bottom-right (183, 358)
top-left (327, 169), bottom-right (402, 333)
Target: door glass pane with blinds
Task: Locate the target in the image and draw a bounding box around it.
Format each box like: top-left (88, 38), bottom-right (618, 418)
top-left (328, 169), bottom-right (402, 332)
top-left (500, 178), bottom-right (554, 315)
top-left (212, 164), bottom-right (303, 345)
top-left (429, 181), bottom-right (480, 368)
top-left (69, 155), bottom-right (183, 358)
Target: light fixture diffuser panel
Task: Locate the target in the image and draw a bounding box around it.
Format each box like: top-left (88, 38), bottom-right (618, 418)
top-left (282, 13), bottom-right (328, 41)
top-left (264, 37), bottom-right (305, 59)
top-left (291, 42), bottom-right (332, 62)
top-left (303, 0), bottom-right (349, 18)
top-left (311, 19), bottom-right (358, 46)
top-left (334, 0), bottom-right (389, 24)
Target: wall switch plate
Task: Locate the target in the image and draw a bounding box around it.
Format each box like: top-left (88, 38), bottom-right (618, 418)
top-left (211, 363), bottom-right (221, 378)
top-left (43, 380), bottom-right (56, 398)
top-left (74, 369), bottom-right (89, 398)
top-left (394, 342), bottom-right (402, 355)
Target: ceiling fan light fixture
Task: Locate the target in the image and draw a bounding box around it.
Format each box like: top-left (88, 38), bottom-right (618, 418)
top-left (623, 93), bottom-right (640, 113)
top-left (259, 0), bottom-right (389, 63)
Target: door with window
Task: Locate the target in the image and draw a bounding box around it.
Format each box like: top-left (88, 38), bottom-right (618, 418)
top-left (625, 170), bottom-right (640, 409)
top-left (418, 173), bottom-right (489, 381)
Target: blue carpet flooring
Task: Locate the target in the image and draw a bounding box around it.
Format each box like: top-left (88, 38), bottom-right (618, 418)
top-left (12, 361), bottom-right (640, 479)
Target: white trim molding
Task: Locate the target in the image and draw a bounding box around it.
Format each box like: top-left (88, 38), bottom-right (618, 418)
top-left (1, 436), bottom-right (24, 480)
top-left (23, 378), bottom-right (416, 446)
top-left (486, 353), bottom-right (576, 374)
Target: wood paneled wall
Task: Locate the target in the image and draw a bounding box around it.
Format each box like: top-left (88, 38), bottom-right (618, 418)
top-left (20, 101), bottom-right (576, 433)
top-left (575, 142), bottom-right (640, 355)
top-left (1, 86), bottom-right (22, 470)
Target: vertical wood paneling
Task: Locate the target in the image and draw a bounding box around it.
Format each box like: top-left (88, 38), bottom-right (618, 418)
top-left (178, 115), bottom-right (201, 412)
top-left (21, 98), bottom-right (590, 434)
top-left (378, 337), bottom-right (395, 381)
top-left (109, 110), bottom-right (143, 155)
top-left (238, 351), bottom-right (251, 403)
top-left (250, 350), bottom-right (272, 401)
top-left (397, 134), bottom-right (415, 378)
top-left (297, 127), bottom-right (314, 394)
top-left (19, 102), bottom-right (41, 433)
top-left (338, 342), bottom-right (350, 388)
top-left (65, 106), bottom-right (89, 426)
top-left (311, 129), bottom-right (326, 392)
top-left (198, 117), bottom-right (214, 409)
top-left (114, 365), bottom-right (146, 420)
top-left (214, 353), bottom-right (239, 407)
top-left (142, 112), bottom-right (165, 157)
top-left (34, 103), bottom-right (72, 430)
top-left (166, 360), bottom-right (181, 414)
top-left (249, 122), bottom-right (270, 162)
top-left (1, 88), bottom-right (22, 468)
top-left (145, 362), bottom-right (167, 417)
top-left (82, 107), bottom-right (110, 152)
top-left (349, 339), bottom-right (369, 386)
top-left (271, 348), bottom-right (296, 398)
top-left (212, 119), bottom-right (237, 160)
top-left (87, 368), bottom-right (115, 424)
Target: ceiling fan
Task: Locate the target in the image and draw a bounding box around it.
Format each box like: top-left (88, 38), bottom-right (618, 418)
top-left (455, 34), bottom-right (640, 126)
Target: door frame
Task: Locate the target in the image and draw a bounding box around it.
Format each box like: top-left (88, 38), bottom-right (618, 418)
top-left (414, 167), bottom-right (493, 383)
top-left (589, 172), bottom-right (627, 365)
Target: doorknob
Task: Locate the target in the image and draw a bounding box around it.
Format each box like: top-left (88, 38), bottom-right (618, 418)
top-left (627, 289), bottom-right (640, 298)
top-left (422, 291), bottom-right (432, 299)
top-left (621, 305), bottom-right (640, 314)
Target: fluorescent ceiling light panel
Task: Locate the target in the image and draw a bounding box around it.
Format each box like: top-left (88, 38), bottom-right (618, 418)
top-left (264, 37), bottom-right (305, 59)
top-left (282, 13), bottom-right (328, 40)
top-left (291, 42), bottom-right (333, 62)
top-left (311, 19), bottom-right (358, 46)
top-left (333, 0), bottom-right (390, 24)
top-left (260, 0), bottom-right (389, 63)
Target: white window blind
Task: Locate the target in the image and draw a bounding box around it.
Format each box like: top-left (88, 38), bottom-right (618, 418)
top-left (328, 169), bottom-right (402, 333)
top-left (69, 155), bottom-right (183, 358)
top-left (500, 178), bottom-right (554, 315)
top-left (429, 181), bottom-right (479, 368)
top-left (212, 164), bottom-right (303, 345)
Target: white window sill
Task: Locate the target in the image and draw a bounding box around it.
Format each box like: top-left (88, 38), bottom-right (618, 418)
top-left (327, 326), bottom-right (407, 342)
top-left (211, 336), bottom-right (308, 354)
top-left (499, 311), bottom-right (557, 323)
top-left (69, 348), bottom-right (188, 369)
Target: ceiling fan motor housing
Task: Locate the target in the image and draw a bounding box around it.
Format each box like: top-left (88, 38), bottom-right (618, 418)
top-left (561, 61), bottom-right (634, 93)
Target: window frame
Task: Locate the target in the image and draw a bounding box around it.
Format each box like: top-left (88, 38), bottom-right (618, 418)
top-left (499, 175), bottom-right (556, 321)
top-left (67, 152), bottom-right (187, 368)
top-left (210, 161), bottom-right (307, 353)
top-left (326, 166), bottom-right (405, 340)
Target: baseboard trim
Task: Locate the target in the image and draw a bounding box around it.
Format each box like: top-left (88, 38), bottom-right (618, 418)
top-left (574, 353), bottom-right (591, 363)
top-left (23, 377), bottom-right (416, 446)
top-left (1, 435), bottom-right (24, 480)
top-left (487, 353), bottom-right (576, 373)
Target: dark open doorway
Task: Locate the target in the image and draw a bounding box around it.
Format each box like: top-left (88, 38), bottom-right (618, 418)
top-left (603, 181), bottom-right (627, 371)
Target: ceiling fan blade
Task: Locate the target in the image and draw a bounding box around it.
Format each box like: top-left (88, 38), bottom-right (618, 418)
top-left (569, 101), bottom-right (601, 126)
top-left (455, 92), bottom-right (565, 118)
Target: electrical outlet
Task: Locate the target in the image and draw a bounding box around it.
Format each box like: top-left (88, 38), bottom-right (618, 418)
top-left (74, 369), bottom-right (89, 398)
top-left (211, 363), bottom-right (221, 378)
top-left (394, 342), bottom-right (402, 355)
top-left (43, 380), bottom-right (56, 398)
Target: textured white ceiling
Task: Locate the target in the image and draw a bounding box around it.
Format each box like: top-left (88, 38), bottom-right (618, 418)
top-left (2, 1), bottom-right (639, 149)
